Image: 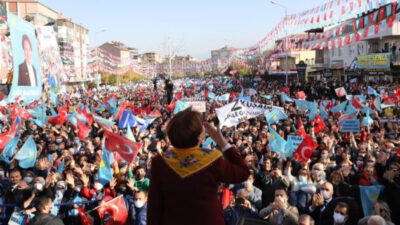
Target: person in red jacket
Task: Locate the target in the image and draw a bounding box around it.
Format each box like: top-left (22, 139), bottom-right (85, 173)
top-left (359, 165), bottom-right (379, 186)
top-left (147, 108), bottom-right (250, 225)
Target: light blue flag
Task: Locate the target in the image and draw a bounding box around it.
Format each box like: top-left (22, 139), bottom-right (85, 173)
top-left (354, 95), bottom-right (367, 104)
top-left (72, 108), bottom-right (87, 124)
top-left (268, 128), bottom-right (286, 157)
top-left (1, 136), bottom-right (19, 165)
top-left (216, 93), bottom-right (230, 102)
top-left (360, 185), bottom-right (384, 216)
top-left (68, 114), bottom-right (78, 127)
top-left (320, 103), bottom-right (329, 120)
top-left (125, 125), bottom-right (136, 142)
top-left (265, 109), bottom-right (288, 125)
top-left (363, 108), bottom-right (374, 127)
top-left (49, 92), bottom-right (59, 105)
top-left (362, 106), bottom-right (374, 116)
top-left (108, 98), bottom-right (117, 114)
top-left (283, 138), bottom-right (295, 158)
top-left (98, 146), bottom-right (114, 185)
top-left (208, 92), bottom-right (216, 100)
top-left (173, 100), bottom-right (190, 114)
top-left (280, 93), bottom-right (293, 102)
top-left (330, 100), bottom-right (348, 113)
top-left (262, 95), bottom-right (273, 100)
top-left (202, 137), bottom-right (216, 149)
top-left (15, 136), bottom-right (37, 168)
top-left (93, 115), bottom-right (115, 129)
top-left (374, 97), bottom-right (382, 113)
top-left (58, 159), bottom-right (65, 175)
top-left (345, 103), bottom-right (359, 115)
top-left (295, 100), bottom-right (314, 112)
top-left (309, 108), bottom-right (319, 120)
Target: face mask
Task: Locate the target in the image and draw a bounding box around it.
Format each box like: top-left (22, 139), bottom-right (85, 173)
top-left (74, 140), bottom-right (80, 145)
top-left (367, 162), bottom-right (375, 167)
top-left (94, 182), bottom-right (103, 191)
top-left (34, 183), bottom-right (44, 191)
top-left (321, 153), bottom-right (329, 159)
top-left (321, 190), bottom-right (331, 201)
top-left (359, 153), bottom-right (366, 158)
top-left (134, 200), bottom-right (145, 208)
top-left (56, 139), bottom-right (62, 144)
top-left (298, 176), bottom-right (307, 183)
top-left (0, 170), bottom-right (5, 177)
top-left (356, 161), bottom-right (363, 166)
top-left (24, 177), bottom-right (33, 184)
top-left (74, 185), bottom-right (82, 193)
top-left (333, 212), bottom-right (346, 224)
top-left (56, 190), bottom-right (65, 199)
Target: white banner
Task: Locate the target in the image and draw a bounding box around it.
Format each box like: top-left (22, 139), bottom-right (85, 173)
top-left (216, 100), bottom-right (283, 128)
top-left (184, 100), bottom-right (206, 113)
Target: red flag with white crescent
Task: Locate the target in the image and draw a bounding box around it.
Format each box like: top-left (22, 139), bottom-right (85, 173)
top-left (293, 135), bottom-right (318, 163)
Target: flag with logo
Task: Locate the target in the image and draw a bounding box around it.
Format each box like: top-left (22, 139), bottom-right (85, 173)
top-left (15, 136), bottom-right (37, 168)
top-left (173, 100), bottom-right (191, 114)
top-left (98, 145), bottom-right (114, 186)
top-left (97, 195), bottom-right (128, 225)
top-left (293, 135), bottom-right (318, 163)
top-left (104, 129), bottom-right (142, 163)
top-left (265, 109), bottom-right (287, 125)
top-left (268, 128), bottom-right (286, 157)
top-left (1, 136), bottom-right (19, 164)
top-left (330, 100), bottom-right (348, 113)
top-left (360, 185), bottom-right (384, 216)
top-left (280, 93), bottom-right (293, 102)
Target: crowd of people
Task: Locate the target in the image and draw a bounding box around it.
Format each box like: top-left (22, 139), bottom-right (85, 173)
top-left (0, 75), bottom-right (398, 225)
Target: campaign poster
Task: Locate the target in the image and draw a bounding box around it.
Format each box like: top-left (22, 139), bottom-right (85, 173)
top-left (36, 26), bottom-right (64, 91)
top-left (8, 13), bottom-right (42, 102)
top-left (0, 2), bottom-right (12, 98)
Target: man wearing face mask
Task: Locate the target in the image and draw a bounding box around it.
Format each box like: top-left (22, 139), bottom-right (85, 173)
top-left (129, 190), bottom-right (148, 225)
top-left (238, 174), bottom-right (262, 210)
top-left (332, 202), bottom-right (350, 225)
top-left (259, 187), bottom-right (299, 225)
top-left (309, 182), bottom-right (335, 225)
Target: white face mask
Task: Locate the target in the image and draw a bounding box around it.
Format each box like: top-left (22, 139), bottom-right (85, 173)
top-left (134, 200), bottom-right (145, 208)
top-left (298, 176), bottom-right (307, 183)
top-left (24, 177), bottom-right (33, 184)
top-left (0, 170), bottom-right (5, 178)
top-left (94, 182), bottom-right (103, 191)
top-left (34, 183), bottom-right (44, 191)
top-left (56, 190), bottom-right (65, 200)
top-left (333, 212), bottom-right (346, 224)
top-left (321, 190), bottom-right (331, 201)
top-left (74, 185), bottom-right (82, 193)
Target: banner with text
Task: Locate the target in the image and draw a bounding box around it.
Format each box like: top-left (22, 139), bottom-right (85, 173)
top-left (7, 13), bottom-right (42, 102)
top-left (216, 100), bottom-right (283, 128)
top-left (341, 119), bottom-right (361, 133)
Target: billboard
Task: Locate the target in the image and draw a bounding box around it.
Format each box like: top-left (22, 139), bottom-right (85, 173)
top-left (0, 2), bottom-right (12, 88)
top-left (357, 53), bottom-right (391, 69)
top-left (7, 13), bottom-right (42, 101)
top-left (36, 26), bottom-right (64, 91)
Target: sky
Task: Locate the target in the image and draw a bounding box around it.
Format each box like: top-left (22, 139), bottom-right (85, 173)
top-left (41, 0), bottom-right (324, 60)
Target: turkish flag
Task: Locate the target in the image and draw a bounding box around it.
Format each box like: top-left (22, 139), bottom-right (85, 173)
top-left (175, 91), bottom-right (183, 100)
top-left (97, 196), bottom-right (128, 225)
top-left (338, 37), bottom-right (343, 48)
top-left (293, 135), bottom-right (318, 163)
top-left (298, 119), bottom-right (307, 138)
top-left (313, 115), bottom-right (325, 134)
top-left (374, 24), bottom-right (380, 34)
top-left (150, 109), bottom-right (162, 117)
top-left (11, 105), bottom-right (32, 121)
top-left (78, 207), bottom-right (94, 225)
top-left (352, 97), bottom-right (364, 109)
top-left (296, 91), bottom-right (306, 100)
top-left (77, 121), bottom-right (91, 140)
top-left (104, 129), bottom-right (142, 163)
top-left (379, 7), bottom-right (385, 20)
top-left (59, 107), bottom-right (68, 125)
top-left (82, 107), bottom-right (94, 126)
top-left (355, 32), bottom-right (361, 42)
top-left (167, 99), bottom-right (177, 112)
top-left (280, 87), bottom-right (290, 94)
top-left (363, 27), bottom-right (369, 38)
top-left (0, 119), bottom-right (19, 150)
top-left (384, 94), bottom-right (399, 105)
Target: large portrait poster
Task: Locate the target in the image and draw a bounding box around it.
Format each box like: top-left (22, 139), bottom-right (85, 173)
top-left (0, 2), bottom-right (12, 93)
top-left (8, 13), bottom-right (42, 101)
top-left (36, 26), bottom-right (64, 92)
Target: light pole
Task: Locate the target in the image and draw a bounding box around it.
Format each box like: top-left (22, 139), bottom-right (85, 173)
top-left (270, 1), bottom-right (288, 86)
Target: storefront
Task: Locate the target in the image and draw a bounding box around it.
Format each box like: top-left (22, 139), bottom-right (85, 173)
top-left (357, 53), bottom-right (392, 81)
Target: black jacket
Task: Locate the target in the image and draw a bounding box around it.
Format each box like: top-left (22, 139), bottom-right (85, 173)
top-left (29, 213), bottom-right (64, 225)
